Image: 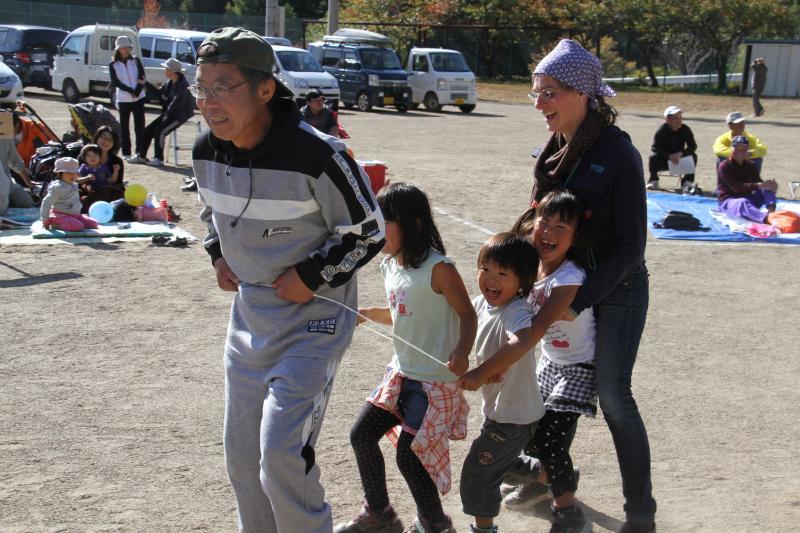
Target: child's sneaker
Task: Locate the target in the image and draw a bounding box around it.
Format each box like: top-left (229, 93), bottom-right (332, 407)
top-left (549, 504), bottom-right (592, 533)
top-left (502, 480), bottom-right (550, 509)
top-left (334, 503), bottom-right (404, 533)
top-left (470, 524), bottom-right (498, 533)
top-left (404, 514), bottom-right (456, 533)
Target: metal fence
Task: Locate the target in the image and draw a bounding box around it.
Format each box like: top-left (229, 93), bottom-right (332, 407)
top-left (0, 0), bottom-right (305, 43)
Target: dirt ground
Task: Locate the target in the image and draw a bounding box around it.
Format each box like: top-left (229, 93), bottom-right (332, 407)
top-left (1, 87), bottom-right (799, 533)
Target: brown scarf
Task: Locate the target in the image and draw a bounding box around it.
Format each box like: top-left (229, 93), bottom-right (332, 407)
top-left (531, 110), bottom-right (607, 203)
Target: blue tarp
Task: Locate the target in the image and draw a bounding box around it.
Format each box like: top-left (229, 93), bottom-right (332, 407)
top-left (646, 191), bottom-right (800, 244)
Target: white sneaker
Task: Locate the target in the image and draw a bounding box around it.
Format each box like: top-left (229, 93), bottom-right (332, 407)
top-left (128, 155), bottom-right (147, 164)
top-left (502, 480), bottom-right (550, 509)
top-left (646, 179), bottom-right (659, 190)
top-left (148, 158), bottom-right (163, 167)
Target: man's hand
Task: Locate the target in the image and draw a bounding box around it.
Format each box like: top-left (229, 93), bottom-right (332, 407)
top-left (272, 267), bottom-right (314, 303)
top-left (761, 179), bottom-right (778, 193)
top-left (213, 257), bottom-right (240, 292)
top-left (668, 152), bottom-right (682, 165)
top-left (446, 350), bottom-right (469, 376)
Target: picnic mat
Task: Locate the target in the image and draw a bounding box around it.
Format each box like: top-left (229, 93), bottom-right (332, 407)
top-left (646, 191), bottom-right (800, 244)
top-left (0, 216), bottom-right (195, 245)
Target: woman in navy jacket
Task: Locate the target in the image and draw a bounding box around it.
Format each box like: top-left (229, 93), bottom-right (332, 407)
top-left (525, 40), bottom-right (655, 533)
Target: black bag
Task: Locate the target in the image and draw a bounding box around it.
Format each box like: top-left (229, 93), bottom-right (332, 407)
top-left (653, 210), bottom-right (709, 231)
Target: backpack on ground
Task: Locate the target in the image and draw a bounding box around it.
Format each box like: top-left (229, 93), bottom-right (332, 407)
top-left (653, 210), bottom-right (709, 231)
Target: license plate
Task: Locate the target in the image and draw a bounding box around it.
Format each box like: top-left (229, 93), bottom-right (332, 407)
top-left (32, 52), bottom-right (48, 62)
top-left (383, 96), bottom-right (395, 105)
top-left (455, 98), bottom-right (465, 105)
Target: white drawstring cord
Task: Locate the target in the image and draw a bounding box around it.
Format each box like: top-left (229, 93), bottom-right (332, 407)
top-left (312, 293), bottom-right (450, 369)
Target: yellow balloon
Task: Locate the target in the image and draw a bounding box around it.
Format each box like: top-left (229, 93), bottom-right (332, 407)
top-left (125, 184), bottom-right (148, 207)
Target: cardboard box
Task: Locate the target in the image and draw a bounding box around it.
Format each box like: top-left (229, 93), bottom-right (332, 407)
top-left (0, 111), bottom-right (13, 140)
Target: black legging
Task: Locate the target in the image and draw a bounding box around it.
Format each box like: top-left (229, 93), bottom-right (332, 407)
top-left (349, 403), bottom-right (446, 524)
top-left (141, 115), bottom-right (184, 160)
top-left (118, 99), bottom-right (145, 157)
top-left (530, 410), bottom-right (580, 498)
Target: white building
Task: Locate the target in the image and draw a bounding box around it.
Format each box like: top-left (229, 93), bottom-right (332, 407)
top-left (742, 39), bottom-right (800, 98)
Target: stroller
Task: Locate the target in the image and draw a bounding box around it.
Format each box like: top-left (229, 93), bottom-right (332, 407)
top-left (26, 101), bottom-right (121, 204)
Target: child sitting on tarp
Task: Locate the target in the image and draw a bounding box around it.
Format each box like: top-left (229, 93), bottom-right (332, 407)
top-left (716, 135), bottom-right (777, 224)
top-left (78, 143), bottom-right (124, 211)
top-left (40, 157), bottom-right (99, 231)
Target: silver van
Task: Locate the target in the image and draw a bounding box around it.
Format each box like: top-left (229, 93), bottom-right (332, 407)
top-left (137, 28), bottom-right (208, 88)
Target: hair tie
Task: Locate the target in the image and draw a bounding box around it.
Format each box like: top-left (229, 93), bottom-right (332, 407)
top-left (531, 200), bottom-right (539, 209)
top-left (585, 209), bottom-right (592, 220)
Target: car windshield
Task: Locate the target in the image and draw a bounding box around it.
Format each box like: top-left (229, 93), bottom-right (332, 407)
top-left (359, 48), bottom-right (402, 70)
top-left (0, 28), bottom-right (22, 53)
top-left (430, 52), bottom-right (470, 72)
top-left (276, 50), bottom-right (323, 73)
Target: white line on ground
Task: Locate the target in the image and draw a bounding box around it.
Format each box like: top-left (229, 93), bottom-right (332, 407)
top-left (433, 206), bottom-right (496, 236)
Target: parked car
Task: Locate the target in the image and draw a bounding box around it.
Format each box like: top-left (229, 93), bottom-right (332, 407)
top-left (0, 25), bottom-right (68, 90)
top-left (138, 28), bottom-right (208, 88)
top-left (51, 24), bottom-right (141, 103)
top-left (0, 57), bottom-right (24, 107)
top-left (271, 45), bottom-right (339, 109)
top-left (406, 47), bottom-right (476, 113)
top-left (308, 28), bottom-right (411, 113)
top-left (263, 36), bottom-right (292, 47)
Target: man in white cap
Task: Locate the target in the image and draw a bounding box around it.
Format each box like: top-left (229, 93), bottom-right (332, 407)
top-left (713, 111), bottom-right (767, 171)
top-left (646, 105), bottom-right (697, 192)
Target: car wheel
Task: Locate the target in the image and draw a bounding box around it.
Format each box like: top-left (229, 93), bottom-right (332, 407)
top-left (423, 92), bottom-right (442, 112)
top-left (356, 92), bottom-right (371, 112)
top-left (62, 79), bottom-right (81, 103)
top-left (395, 104), bottom-right (408, 113)
top-left (459, 104), bottom-right (476, 113)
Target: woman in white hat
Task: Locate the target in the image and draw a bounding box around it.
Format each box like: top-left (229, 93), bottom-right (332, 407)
top-left (109, 35), bottom-right (147, 163)
top-left (139, 58), bottom-right (195, 167)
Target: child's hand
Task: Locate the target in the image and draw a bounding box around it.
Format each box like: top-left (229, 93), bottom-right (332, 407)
top-left (356, 308), bottom-right (367, 325)
top-left (446, 350), bottom-right (469, 376)
top-left (485, 371), bottom-right (505, 384)
top-left (457, 368), bottom-right (485, 391)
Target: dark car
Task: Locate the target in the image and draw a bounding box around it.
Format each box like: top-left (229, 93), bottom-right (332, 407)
top-left (0, 25), bottom-right (68, 89)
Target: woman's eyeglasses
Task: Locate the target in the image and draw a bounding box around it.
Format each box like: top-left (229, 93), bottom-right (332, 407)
top-left (527, 89), bottom-right (559, 103)
top-left (189, 79), bottom-right (248, 100)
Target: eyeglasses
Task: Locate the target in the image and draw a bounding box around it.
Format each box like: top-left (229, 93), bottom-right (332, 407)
top-left (528, 89), bottom-right (560, 103)
top-left (189, 79), bottom-right (248, 100)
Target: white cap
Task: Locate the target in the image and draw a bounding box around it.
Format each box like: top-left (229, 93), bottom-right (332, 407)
top-left (161, 57), bottom-right (184, 73)
top-left (114, 36), bottom-right (134, 51)
top-left (726, 111), bottom-right (746, 124)
top-left (663, 105), bottom-right (682, 118)
top-left (54, 157), bottom-right (80, 173)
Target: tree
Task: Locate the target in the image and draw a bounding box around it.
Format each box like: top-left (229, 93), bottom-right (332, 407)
top-left (613, 0), bottom-right (680, 87)
top-left (685, 0), bottom-right (792, 91)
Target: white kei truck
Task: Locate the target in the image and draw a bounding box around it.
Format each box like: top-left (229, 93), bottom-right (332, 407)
top-left (406, 47), bottom-right (477, 113)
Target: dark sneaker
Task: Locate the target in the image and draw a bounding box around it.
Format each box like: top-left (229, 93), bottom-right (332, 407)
top-left (404, 514), bottom-right (456, 533)
top-left (334, 503), bottom-right (404, 533)
top-left (646, 179), bottom-right (659, 190)
top-left (618, 521), bottom-right (655, 533)
top-left (469, 525), bottom-right (498, 533)
top-left (549, 504), bottom-right (592, 533)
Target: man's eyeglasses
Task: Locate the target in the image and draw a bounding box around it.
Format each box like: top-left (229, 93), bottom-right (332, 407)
top-left (189, 79), bottom-right (248, 100)
top-left (527, 89), bottom-right (559, 103)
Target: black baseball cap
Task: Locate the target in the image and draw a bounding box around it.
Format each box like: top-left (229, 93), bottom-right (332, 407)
top-left (305, 89), bottom-right (324, 101)
top-left (196, 27), bottom-right (294, 99)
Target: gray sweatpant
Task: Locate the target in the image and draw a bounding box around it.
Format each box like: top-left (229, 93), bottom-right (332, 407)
top-left (224, 353), bottom-right (340, 533)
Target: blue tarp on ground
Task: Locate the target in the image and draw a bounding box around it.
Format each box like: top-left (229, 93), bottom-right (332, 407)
top-left (646, 191), bottom-right (800, 244)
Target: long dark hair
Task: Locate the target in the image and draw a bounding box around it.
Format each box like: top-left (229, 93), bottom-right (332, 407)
top-left (93, 125), bottom-right (120, 155)
top-left (377, 182), bottom-right (445, 268)
top-left (477, 232), bottom-right (539, 297)
top-left (512, 189), bottom-right (593, 267)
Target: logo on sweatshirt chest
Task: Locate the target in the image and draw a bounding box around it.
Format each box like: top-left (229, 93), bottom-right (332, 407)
top-left (263, 226), bottom-right (293, 238)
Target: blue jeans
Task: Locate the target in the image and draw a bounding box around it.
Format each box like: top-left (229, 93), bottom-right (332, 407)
top-left (594, 264), bottom-right (656, 522)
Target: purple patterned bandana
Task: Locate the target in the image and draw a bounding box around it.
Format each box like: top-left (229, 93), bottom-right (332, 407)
top-left (534, 39), bottom-right (616, 104)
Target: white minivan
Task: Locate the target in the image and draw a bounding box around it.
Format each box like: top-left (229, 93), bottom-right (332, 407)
top-left (137, 28), bottom-right (207, 88)
top-left (52, 24), bottom-right (139, 103)
top-left (406, 47), bottom-right (477, 113)
top-left (271, 44), bottom-right (340, 109)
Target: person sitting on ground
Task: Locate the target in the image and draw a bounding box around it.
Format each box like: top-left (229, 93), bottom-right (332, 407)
top-left (300, 89), bottom-right (339, 137)
top-left (713, 112), bottom-right (767, 172)
top-left (717, 135), bottom-right (777, 224)
top-left (646, 105), bottom-right (698, 192)
top-left (0, 134), bottom-right (35, 215)
top-left (40, 157), bottom-right (99, 231)
top-left (136, 58), bottom-right (195, 167)
top-left (78, 143), bottom-right (124, 211)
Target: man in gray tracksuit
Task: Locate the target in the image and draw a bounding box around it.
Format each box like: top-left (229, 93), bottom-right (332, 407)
top-left (191, 28), bottom-right (385, 532)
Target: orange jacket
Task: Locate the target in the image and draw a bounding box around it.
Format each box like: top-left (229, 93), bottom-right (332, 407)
top-left (16, 118), bottom-right (57, 167)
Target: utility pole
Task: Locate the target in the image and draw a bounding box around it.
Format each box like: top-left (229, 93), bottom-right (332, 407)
top-left (327, 0), bottom-right (339, 35)
top-left (265, 0), bottom-right (278, 36)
